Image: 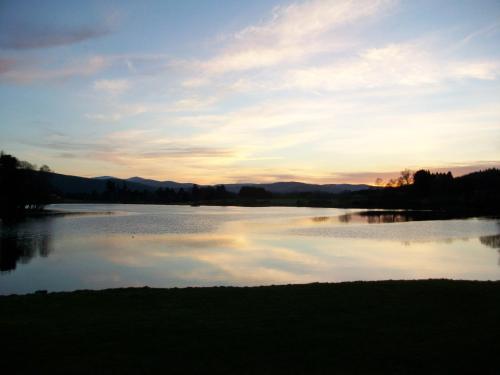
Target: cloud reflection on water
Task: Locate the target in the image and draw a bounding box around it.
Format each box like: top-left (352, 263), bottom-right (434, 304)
top-left (1, 205), bottom-right (499, 293)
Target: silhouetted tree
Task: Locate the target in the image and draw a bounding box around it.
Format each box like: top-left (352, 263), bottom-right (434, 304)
top-left (178, 188), bottom-right (189, 202)
top-left (0, 152), bottom-right (52, 219)
top-left (191, 184), bottom-right (200, 201)
top-left (104, 180), bottom-right (117, 201)
top-left (39, 165), bottom-right (52, 173)
top-left (239, 186), bottom-right (272, 199)
top-left (346, 168), bottom-right (499, 213)
top-left (398, 169), bottom-right (413, 186)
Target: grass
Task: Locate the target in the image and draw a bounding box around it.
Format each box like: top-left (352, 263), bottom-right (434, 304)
top-left (1, 280), bottom-right (499, 374)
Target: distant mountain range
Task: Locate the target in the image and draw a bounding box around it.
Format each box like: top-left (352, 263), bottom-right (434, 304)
top-left (47, 172), bottom-right (371, 195)
top-left (47, 173), bottom-right (158, 195)
top-left (222, 181), bottom-right (371, 194)
top-left (95, 176), bottom-right (371, 194)
top-left (107, 176), bottom-right (193, 190)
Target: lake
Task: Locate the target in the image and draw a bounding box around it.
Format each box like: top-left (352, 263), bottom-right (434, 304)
top-left (1, 204), bottom-right (499, 294)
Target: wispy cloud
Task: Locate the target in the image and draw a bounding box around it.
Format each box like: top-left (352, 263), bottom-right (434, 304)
top-left (0, 52), bottom-right (176, 85)
top-left (177, 1), bottom-right (498, 99)
top-left (84, 94), bottom-right (219, 123)
top-left (0, 24), bottom-right (111, 50)
top-left (451, 20), bottom-right (500, 52)
top-left (140, 146), bottom-right (235, 159)
top-left (27, 130), bottom-right (239, 162)
top-left (84, 103), bottom-right (148, 122)
top-left (285, 43), bottom-right (499, 91)
top-left (192, 0), bottom-right (394, 77)
top-left (93, 79), bottom-right (130, 95)
top-left (0, 58), bottom-right (17, 74)
top-left (0, 56), bottom-right (109, 83)
top-left (178, 98), bottom-right (343, 132)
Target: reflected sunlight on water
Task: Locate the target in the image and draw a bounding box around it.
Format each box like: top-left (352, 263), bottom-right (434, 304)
top-left (1, 204), bottom-right (499, 294)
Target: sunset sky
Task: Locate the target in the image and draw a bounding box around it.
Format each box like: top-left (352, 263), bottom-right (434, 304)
top-left (1, 0), bottom-right (499, 184)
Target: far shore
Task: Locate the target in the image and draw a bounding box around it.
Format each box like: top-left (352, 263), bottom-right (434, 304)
top-left (1, 208), bottom-right (115, 220)
top-left (47, 200), bottom-right (497, 216)
top-left (2, 279), bottom-right (499, 374)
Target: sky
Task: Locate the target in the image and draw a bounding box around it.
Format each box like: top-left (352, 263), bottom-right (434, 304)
top-left (0, 0), bottom-right (499, 184)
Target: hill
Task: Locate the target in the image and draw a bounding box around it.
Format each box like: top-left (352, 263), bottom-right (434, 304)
top-left (90, 176), bottom-right (370, 194)
top-left (47, 173), bottom-right (156, 195)
top-left (223, 181), bottom-right (370, 194)
top-left (125, 176), bottom-right (194, 190)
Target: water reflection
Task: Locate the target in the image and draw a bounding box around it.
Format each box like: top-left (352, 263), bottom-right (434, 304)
top-left (0, 229), bottom-right (52, 272)
top-left (338, 214), bottom-right (352, 223)
top-left (480, 234), bottom-right (500, 265)
top-left (1, 205), bottom-right (499, 294)
top-left (480, 234), bottom-right (500, 249)
top-left (311, 216), bottom-right (330, 223)
top-left (313, 210), bottom-right (479, 225)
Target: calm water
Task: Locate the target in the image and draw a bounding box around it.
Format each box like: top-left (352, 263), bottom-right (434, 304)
top-left (1, 204), bottom-right (499, 294)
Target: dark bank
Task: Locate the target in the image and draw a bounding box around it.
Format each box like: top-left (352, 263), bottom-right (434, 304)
top-left (1, 280), bottom-right (499, 375)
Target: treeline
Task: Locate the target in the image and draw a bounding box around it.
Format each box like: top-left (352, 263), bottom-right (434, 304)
top-left (0, 152), bottom-right (52, 219)
top-left (52, 168), bottom-right (500, 214)
top-left (2, 151), bottom-right (499, 217)
top-left (335, 168), bottom-right (500, 214)
top-left (57, 180), bottom-right (274, 204)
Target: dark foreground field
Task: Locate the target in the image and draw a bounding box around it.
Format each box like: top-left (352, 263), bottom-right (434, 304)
top-left (1, 280), bottom-right (499, 374)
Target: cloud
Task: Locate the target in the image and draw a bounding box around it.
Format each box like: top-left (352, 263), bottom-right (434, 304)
top-left (84, 95), bottom-right (218, 123)
top-left (93, 79), bottom-right (130, 95)
top-left (181, 77), bottom-right (211, 88)
top-left (180, 1), bottom-right (497, 96)
top-left (140, 146), bottom-right (235, 159)
top-left (29, 134), bottom-right (111, 153)
top-left (122, 54), bottom-right (173, 75)
top-left (170, 96), bottom-right (219, 111)
top-left (198, 0), bottom-right (394, 75)
top-left (0, 58), bottom-right (17, 74)
top-left (178, 98), bottom-right (342, 131)
top-left (0, 22), bottom-right (110, 50)
top-left (451, 20), bottom-right (500, 52)
top-left (280, 43), bottom-right (499, 92)
top-left (0, 56), bottom-right (109, 83)
top-left (0, 52), bottom-right (176, 85)
top-left (27, 130), bottom-right (239, 164)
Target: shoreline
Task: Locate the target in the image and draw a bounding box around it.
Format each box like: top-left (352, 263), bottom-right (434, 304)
top-left (50, 199), bottom-right (500, 215)
top-left (1, 204), bottom-right (492, 226)
top-left (2, 278), bottom-right (499, 297)
top-left (0, 208), bottom-right (115, 222)
top-left (2, 202), bottom-right (497, 222)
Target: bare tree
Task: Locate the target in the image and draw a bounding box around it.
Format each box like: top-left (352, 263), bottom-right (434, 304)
top-left (398, 169), bottom-right (413, 186)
